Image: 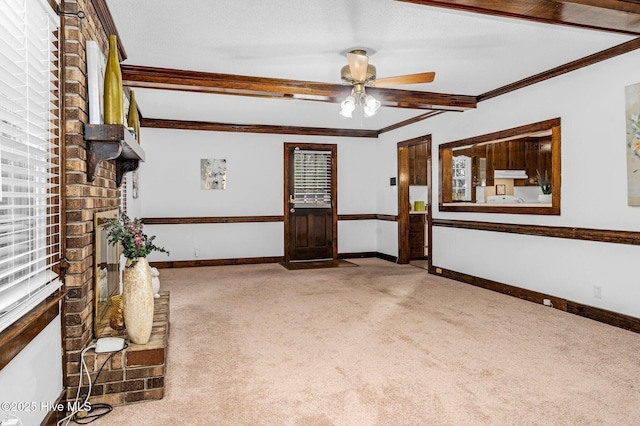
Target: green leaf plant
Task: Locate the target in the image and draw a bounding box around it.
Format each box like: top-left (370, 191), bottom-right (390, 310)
top-left (536, 169), bottom-right (552, 195)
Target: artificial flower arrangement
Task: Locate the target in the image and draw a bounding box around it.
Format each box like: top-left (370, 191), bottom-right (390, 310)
top-left (104, 212), bottom-right (168, 265)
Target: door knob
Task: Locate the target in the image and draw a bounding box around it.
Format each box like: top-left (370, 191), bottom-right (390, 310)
top-left (290, 207), bottom-right (295, 213)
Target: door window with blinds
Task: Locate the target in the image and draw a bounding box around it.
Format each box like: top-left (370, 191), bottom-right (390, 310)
top-left (293, 149), bottom-right (332, 208)
top-left (0, 0), bottom-right (61, 332)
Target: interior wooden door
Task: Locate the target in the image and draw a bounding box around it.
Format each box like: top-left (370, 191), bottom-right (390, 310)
top-left (284, 143), bottom-right (337, 261)
top-left (397, 136), bottom-right (431, 266)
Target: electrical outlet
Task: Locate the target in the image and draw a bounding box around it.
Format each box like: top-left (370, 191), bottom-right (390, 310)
top-left (194, 248), bottom-right (200, 258)
top-left (594, 286), bottom-right (602, 299)
top-left (435, 268), bottom-right (442, 274)
top-left (543, 299), bottom-right (552, 307)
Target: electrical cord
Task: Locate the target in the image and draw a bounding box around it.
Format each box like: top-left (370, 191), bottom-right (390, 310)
top-left (72, 342), bottom-right (129, 424)
top-left (71, 403), bottom-right (112, 424)
top-left (56, 341), bottom-right (128, 426)
top-left (57, 344), bottom-right (95, 426)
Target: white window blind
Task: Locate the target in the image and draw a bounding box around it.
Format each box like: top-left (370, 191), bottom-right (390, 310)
top-left (293, 150), bottom-right (331, 207)
top-left (0, 0), bottom-right (61, 333)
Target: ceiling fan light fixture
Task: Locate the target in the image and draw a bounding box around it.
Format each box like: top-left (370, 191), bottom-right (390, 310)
top-left (363, 96), bottom-right (380, 117)
top-left (339, 88), bottom-right (380, 118)
top-left (339, 96), bottom-right (356, 118)
top-left (364, 94), bottom-right (380, 110)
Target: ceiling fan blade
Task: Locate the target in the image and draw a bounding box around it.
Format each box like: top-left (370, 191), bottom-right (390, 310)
top-left (347, 52), bottom-right (369, 82)
top-left (373, 72), bottom-right (436, 87)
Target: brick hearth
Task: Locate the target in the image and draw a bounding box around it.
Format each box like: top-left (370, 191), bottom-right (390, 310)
top-left (66, 292), bottom-right (169, 406)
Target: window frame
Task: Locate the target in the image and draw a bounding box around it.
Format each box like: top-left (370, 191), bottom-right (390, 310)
top-left (292, 149), bottom-right (333, 208)
top-left (0, 0), bottom-right (62, 335)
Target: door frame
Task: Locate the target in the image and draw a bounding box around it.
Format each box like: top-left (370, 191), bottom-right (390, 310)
top-left (283, 142), bottom-right (338, 262)
top-left (397, 135), bottom-right (432, 270)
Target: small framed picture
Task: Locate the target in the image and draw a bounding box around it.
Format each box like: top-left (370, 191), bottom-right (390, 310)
top-left (496, 184), bottom-right (506, 195)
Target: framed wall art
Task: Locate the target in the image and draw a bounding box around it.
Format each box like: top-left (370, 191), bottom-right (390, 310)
top-left (201, 159), bottom-right (227, 190)
top-left (86, 40), bottom-right (106, 124)
top-left (626, 82), bottom-right (640, 206)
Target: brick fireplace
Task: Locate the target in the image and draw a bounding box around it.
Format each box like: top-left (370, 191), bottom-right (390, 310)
top-left (61, 0), bottom-right (167, 411)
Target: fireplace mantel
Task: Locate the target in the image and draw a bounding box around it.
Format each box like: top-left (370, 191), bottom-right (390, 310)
top-left (83, 123), bottom-right (145, 186)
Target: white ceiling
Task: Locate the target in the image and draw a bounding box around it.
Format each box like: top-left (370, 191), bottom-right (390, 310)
top-left (105, 0), bottom-right (633, 131)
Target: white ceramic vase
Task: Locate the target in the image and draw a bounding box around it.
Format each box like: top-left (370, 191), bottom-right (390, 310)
top-left (122, 257), bottom-right (154, 344)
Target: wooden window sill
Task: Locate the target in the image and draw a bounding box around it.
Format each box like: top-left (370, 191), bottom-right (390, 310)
top-left (0, 290), bottom-right (64, 371)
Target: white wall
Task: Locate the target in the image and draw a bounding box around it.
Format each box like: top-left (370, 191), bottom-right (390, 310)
top-left (138, 128), bottom-right (379, 261)
top-left (379, 48), bottom-right (640, 317)
top-left (0, 316), bottom-right (63, 426)
top-left (374, 132), bottom-right (400, 257)
top-left (134, 48), bottom-right (640, 318)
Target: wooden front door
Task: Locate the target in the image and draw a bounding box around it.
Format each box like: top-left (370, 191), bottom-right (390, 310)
top-left (284, 143), bottom-right (337, 261)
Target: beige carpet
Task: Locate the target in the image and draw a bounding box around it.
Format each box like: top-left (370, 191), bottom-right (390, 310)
top-left (92, 258), bottom-right (640, 425)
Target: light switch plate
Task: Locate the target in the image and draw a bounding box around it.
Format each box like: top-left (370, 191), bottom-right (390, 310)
top-left (95, 337), bottom-right (125, 353)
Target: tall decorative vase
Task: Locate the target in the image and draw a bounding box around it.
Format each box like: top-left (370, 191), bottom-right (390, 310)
top-left (127, 90), bottom-right (140, 143)
top-left (104, 35), bottom-right (123, 125)
top-left (122, 257), bottom-right (154, 344)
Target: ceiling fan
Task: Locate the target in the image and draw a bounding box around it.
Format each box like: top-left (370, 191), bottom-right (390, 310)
top-left (339, 49), bottom-right (436, 118)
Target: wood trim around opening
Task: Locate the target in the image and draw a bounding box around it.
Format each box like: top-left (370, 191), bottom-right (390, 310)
top-left (439, 118), bottom-right (561, 149)
top-left (439, 118), bottom-right (561, 216)
top-left (397, 135), bottom-right (432, 265)
top-left (398, 146), bottom-right (410, 264)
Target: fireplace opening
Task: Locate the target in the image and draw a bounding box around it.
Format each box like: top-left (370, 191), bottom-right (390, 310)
top-left (94, 209), bottom-right (121, 337)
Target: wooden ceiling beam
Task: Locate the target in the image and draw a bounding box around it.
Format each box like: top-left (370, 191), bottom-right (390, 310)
top-left (140, 118), bottom-right (380, 138)
top-left (121, 65), bottom-right (476, 111)
top-left (396, 0), bottom-right (640, 35)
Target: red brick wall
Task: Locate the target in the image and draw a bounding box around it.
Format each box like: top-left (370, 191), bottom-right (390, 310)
top-left (62, 0), bottom-right (122, 397)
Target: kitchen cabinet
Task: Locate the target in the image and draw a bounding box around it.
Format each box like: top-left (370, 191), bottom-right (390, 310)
top-left (488, 141), bottom-right (526, 171)
top-left (408, 143), bottom-right (428, 186)
top-left (486, 139), bottom-right (550, 187)
top-left (409, 214), bottom-right (426, 259)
